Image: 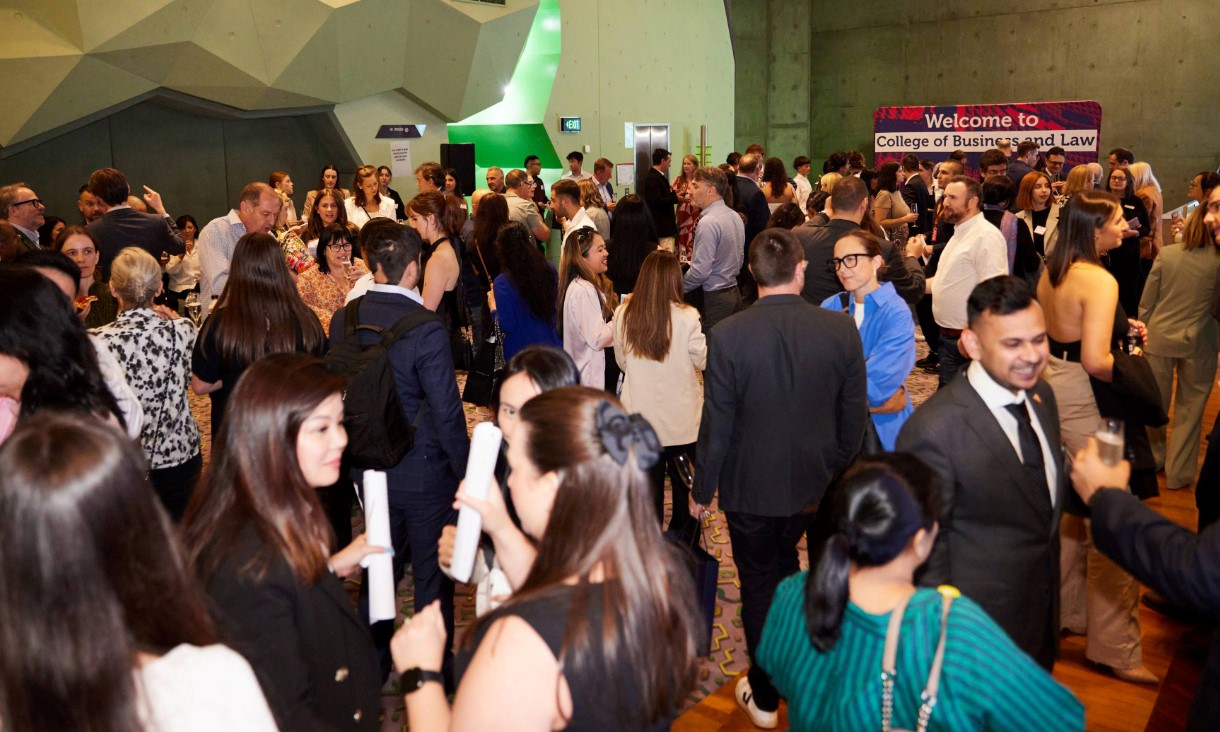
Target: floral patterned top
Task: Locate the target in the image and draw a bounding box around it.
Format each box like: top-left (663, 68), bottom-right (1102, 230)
top-left (296, 259), bottom-right (370, 334)
top-left (673, 176), bottom-right (699, 263)
top-left (279, 231), bottom-right (315, 275)
top-left (92, 308), bottom-right (201, 469)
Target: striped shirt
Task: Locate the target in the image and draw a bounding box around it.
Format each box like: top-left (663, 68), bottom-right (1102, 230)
top-left (757, 577), bottom-right (1083, 732)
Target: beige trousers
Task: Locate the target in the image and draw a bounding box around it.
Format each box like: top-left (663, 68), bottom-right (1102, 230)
top-left (1145, 350), bottom-right (1218, 489)
top-left (1044, 356), bottom-right (1144, 669)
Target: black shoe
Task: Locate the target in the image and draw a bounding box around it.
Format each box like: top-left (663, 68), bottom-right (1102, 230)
top-left (921, 361), bottom-right (941, 374)
top-left (915, 354), bottom-right (939, 368)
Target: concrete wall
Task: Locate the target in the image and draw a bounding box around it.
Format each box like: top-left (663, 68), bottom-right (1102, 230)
top-left (732, 0), bottom-right (1220, 204)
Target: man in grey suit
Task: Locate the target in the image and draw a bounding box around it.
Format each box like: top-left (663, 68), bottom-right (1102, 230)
top-left (897, 275), bottom-right (1066, 670)
top-left (692, 228), bottom-right (866, 727)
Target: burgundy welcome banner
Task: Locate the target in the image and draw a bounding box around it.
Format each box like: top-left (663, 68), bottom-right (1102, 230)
top-left (873, 100), bottom-right (1102, 176)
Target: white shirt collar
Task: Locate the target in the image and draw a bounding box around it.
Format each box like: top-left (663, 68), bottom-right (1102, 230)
top-left (966, 359), bottom-right (1028, 409)
top-left (371, 282), bottom-right (423, 305)
top-left (108, 203), bottom-right (131, 212)
top-left (12, 223), bottom-right (38, 243)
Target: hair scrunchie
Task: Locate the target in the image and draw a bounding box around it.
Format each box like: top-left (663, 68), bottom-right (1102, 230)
top-left (594, 400), bottom-right (661, 470)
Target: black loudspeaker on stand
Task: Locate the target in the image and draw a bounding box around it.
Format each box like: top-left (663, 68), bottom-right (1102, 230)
top-left (440, 143), bottom-right (476, 197)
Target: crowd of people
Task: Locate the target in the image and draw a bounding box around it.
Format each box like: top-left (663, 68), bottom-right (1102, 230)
top-left (1, 137), bottom-right (1219, 732)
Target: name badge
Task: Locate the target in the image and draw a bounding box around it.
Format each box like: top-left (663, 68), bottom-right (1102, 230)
top-left (1124, 204), bottom-right (1135, 210)
top-left (1034, 225), bottom-right (1046, 235)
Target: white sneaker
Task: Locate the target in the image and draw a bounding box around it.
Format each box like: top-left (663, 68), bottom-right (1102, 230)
top-left (735, 676), bottom-right (778, 729)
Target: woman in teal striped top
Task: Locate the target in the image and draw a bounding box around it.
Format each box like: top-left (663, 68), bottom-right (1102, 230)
top-left (757, 454), bottom-right (1083, 731)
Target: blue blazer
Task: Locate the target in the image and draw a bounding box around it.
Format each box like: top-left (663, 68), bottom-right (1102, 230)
top-left (329, 290), bottom-right (469, 494)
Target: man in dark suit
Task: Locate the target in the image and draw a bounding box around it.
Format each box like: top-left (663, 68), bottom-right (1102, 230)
top-left (86, 167), bottom-right (183, 277)
top-left (642, 147), bottom-right (679, 251)
top-left (901, 153), bottom-right (934, 237)
top-left (897, 275), bottom-right (1065, 670)
top-left (693, 228), bottom-right (866, 728)
top-left (329, 220), bottom-right (470, 680)
top-left (1072, 439), bottom-right (1220, 730)
top-left (796, 175), bottom-right (867, 305)
top-left (732, 153), bottom-right (771, 303)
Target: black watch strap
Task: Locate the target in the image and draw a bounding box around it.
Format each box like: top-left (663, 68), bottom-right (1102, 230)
top-left (401, 667), bottom-right (444, 694)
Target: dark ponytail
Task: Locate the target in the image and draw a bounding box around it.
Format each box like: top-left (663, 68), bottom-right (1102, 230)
top-left (803, 454), bottom-right (940, 651)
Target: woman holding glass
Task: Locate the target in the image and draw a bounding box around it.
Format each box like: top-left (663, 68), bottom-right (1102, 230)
top-left (672, 154), bottom-right (700, 262)
top-left (296, 222), bottom-right (368, 334)
top-left (1037, 190), bottom-right (1156, 685)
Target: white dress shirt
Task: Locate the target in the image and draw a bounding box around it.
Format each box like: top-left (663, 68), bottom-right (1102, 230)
top-left (966, 360), bottom-right (1058, 505)
top-left (931, 212), bottom-right (1009, 329)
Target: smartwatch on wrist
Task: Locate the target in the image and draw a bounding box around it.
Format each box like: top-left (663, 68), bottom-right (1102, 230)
top-left (401, 667), bottom-right (444, 694)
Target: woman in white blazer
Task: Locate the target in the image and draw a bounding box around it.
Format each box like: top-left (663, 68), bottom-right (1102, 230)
top-left (559, 226), bottom-right (618, 389)
top-left (614, 250), bottom-right (706, 535)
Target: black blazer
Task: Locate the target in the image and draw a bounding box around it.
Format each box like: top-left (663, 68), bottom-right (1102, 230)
top-left (901, 175), bottom-right (935, 236)
top-left (1091, 489), bottom-right (1220, 730)
top-left (205, 525), bottom-right (381, 731)
top-left (88, 207), bottom-right (183, 277)
top-left (895, 375), bottom-right (1067, 670)
top-left (694, 294), bottom-right (867, 516)
top-left (642, 168), bottom-right (679, 238)
top-left (733, 178), bottom-right (770, 249)
top-left (796, 218), bottom-right (860, 306)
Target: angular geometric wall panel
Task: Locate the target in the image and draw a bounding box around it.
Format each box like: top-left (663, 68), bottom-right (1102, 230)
top-left (0, 0), bottom-right (539, 148)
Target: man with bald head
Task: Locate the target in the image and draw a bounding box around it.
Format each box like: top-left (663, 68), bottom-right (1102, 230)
top-left (198, 182), bottom-right (282, 305)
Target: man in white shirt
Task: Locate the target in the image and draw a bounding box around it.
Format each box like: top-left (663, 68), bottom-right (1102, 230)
top-left (898, 275), bottom-right (1065, 669)
top-left (792, 155), bottom-right (813, 213)
top-left (197, 183), bottom-right (281, 305)
top-left (561, 151), bottom-right (592, 182)
top-left (926, 175), bottom-right (1009, 387)
top-left (552, 179), bottom-right (591, 244)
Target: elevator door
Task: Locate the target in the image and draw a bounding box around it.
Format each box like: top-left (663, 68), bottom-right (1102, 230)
top-left (633, 124), bottom-right (670, 194)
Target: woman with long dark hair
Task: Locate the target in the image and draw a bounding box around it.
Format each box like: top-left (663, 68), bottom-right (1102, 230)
top-left (613, 250), bottom-right (705, 533)
top-left (606, 194), bottom-right (660, 296)
top-left (183, 354), bottom-right (386, 731)
top-left (558, 226), bottom-right (618, 389)
top-left (191, 232), bottom-right (327, 430)
top-left (490, 221), bottom-right (561, 360)
top-left (873, 161), bottom-right (917, 247)
top-left (756, 454), bottom-right (1082, 731)
top-left (301, 164), bottom-right (349, 222)
top-left (463, 191), bottom-right (507, 345)
top-left (0, 267), bottom-right (123, 429)
top-left (93, 247), bottom-right (202, 521)
top-left (0, 412), bottom-right (278, 731)
top-left (760, 156), bottom-right (795, 212)
top-left (1038, 190), bottom-right (1156, 684)
top-left (393, 387), bottom-right (701, 731)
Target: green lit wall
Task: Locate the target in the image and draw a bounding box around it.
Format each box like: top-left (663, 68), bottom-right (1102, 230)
top-left (338, 0), bottom-right (736, 198)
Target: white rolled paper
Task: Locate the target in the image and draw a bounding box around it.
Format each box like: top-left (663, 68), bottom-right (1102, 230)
top-left (361, 470), bottom-right (397, 624)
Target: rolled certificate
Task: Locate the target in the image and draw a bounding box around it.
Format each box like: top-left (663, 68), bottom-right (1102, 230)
top-left (361, 470), bottom-right (396, 623)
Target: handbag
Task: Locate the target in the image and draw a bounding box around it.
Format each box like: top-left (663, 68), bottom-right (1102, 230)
top-left (462, 317), bottom-right (505, 407)
top-left (666, 520), bottom-right (719, 656)
top-left (880, 587), bottom-right (956, 732)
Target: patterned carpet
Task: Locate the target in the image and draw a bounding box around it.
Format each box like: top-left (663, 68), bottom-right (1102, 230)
top-left (188, 337), bottom-right (939, 730)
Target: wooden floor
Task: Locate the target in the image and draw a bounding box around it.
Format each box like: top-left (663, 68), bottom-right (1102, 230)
top-left (675, 369), bottom-right (1218, 732)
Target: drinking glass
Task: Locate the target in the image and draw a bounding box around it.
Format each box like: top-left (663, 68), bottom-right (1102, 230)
top-left (1095, 418), bottom-right (1125, 467)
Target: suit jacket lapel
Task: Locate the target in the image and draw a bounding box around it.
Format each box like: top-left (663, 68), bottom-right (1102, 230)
top-left (950, 378), bottom-right (1054, 518)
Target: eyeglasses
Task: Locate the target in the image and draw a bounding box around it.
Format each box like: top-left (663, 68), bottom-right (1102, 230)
top-left (329, 242), bottom-right (353, 251)
top-left (9, 198), bottom-right (42, 209)
top-left (828, 254), bottom-right (868, 272)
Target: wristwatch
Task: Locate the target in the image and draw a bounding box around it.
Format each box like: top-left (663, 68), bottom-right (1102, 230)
top-left (401, 667), bottom-right (444, 695)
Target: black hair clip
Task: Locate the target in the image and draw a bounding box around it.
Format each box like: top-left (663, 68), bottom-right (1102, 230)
top-left (594, 400), bottom-right (661, 470)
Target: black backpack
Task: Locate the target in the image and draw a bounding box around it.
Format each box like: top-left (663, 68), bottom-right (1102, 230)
top-left (324, 297), bottom-right (442, 470)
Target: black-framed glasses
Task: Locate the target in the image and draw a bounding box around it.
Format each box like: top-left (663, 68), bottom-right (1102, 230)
top-left (9, 198), bottom-right (42, 209)
top-left (329, 242), bottom-right (353, 251)
top-left (828, 254), bottom-right (867, 272)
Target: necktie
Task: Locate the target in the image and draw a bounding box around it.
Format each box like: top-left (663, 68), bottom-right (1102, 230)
top-left (1005, 401), bottom-right (1049, 499)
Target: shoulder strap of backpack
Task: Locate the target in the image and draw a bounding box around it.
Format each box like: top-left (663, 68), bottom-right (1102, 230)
top-left (343, 297), bottom-right (362, 340)
top-left (380, 307), bottom-right (444, 348)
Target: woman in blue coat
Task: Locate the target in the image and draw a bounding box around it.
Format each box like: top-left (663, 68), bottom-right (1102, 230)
top-left (821, 230), bottom-right (915, 449)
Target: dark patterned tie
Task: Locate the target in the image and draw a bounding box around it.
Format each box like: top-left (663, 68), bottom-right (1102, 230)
top-left (1005, 401), bottom-right (1049, 499)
